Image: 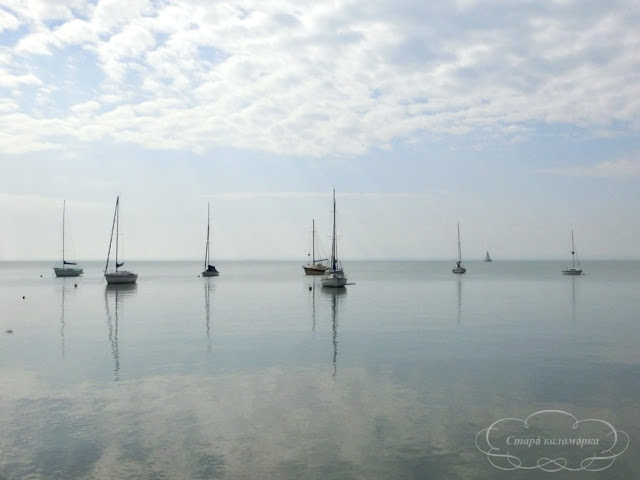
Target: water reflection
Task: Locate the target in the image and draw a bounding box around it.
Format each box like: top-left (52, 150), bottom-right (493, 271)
top-left (308, 279), bottom-right (318, 332)
top-left (570, 275), bottom-right (578, 325)
top-left (322, 287), bottom-right (346, 377)
top-left (59, 280), bottom-right (67, 359)
top-left (203, 280), bottom-right (214, 352)
top-left (104, 284), bottom-right (137, 381)
top-left (456, 277), bottom-right (463, 325)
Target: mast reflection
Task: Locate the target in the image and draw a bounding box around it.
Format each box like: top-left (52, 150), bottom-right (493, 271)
top-left (59, 279), bottom-right (70, 359)
top-left (105, 284), bottom-right (137, 381)
top-left (309, 279), bottom-right (318, 332)
top-left (204, 279), bottom-right (215, 352)
top-left (322, 287), bottom-right (346, 377)
top-left (457, 277), bottom-right (463, 325)
top-left (570, 275), bottom-right (577, 325)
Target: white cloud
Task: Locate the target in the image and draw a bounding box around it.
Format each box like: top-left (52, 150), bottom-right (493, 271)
top-left (0, 8), bottom-right (20, 33)
top-left (0, 0), bottom-right (639, 157)
top-left (0, 71), bottom-right (42, 88)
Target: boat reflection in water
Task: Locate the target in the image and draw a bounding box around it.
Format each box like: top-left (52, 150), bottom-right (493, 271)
top-left (321, 286), bottom-right (346, 377)
top-left (456, 277), bottom-right (463, 325)
top-left (570, 275), bottom-right (579, 325)
top-left (203, 279), bottom-right (215, 352)
top-left (104, 284), bottom-right (137, 381)
top-left (58, 278), bottom-right (77, 359)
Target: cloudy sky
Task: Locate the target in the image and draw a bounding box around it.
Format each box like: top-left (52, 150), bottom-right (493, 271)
top-left (1, 0), bottom-right (639, 261)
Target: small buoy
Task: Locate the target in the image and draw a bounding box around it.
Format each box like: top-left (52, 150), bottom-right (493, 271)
top-left (6, 329), bottom-right (13, 334)
top-left (40, 275), bottom-right (42, 277)
top-left (74, 284), bottom-right (77, 288)
top-left (22, 296), bottom-right (25, 300)
top-left (308, 286), bottom-right (312, 291)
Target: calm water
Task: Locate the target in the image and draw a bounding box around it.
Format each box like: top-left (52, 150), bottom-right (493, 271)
top-left (1, 260), bottom-right (639, 479)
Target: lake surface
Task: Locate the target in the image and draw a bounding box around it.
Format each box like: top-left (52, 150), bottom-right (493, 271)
top-left (1, 260), bottom-right (638, 479)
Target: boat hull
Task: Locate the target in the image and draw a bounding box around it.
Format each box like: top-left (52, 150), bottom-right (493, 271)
top-left (452, 267), bottom-right (466, 274)
top-left (321, 271), bottom-right (347, 287)
top-left (54, 267), bottom-right (83, 277)
top-left (202, 270), bottom-right (219, 277)
top-left (562, 269), bottom-right (582, 275)
top-left (105, 271), bottom-right (138, 284)
top-left (303, 264), bottom-right (329, 275)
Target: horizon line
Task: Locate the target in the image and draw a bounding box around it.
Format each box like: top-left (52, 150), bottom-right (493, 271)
top-left (3, 257), bottom-right (640, 262)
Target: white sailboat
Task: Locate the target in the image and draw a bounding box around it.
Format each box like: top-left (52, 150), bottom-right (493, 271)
top-left (53, 200), bottom-right (83, 277)
top-left (484, 251), bottom-right (492, 262)
top-left (104, 196), bottom-right (138, 284)
top-left (452, 222), bottom-right (466, 274)
top-left (562, 229), bottom-right (583, 275)
top-left (303, 219), bottom-right (329, 275)
top-left (321, 189), bottom-right (347, 288)
top-left (202, 202), bottom-right (219, 277)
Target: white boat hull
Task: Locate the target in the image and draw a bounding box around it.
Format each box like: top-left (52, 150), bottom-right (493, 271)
top-left (321, 271), bottom-right (347, 287)
top-left (105, 271), bottom-right (138, 284)
top-left (562, 268), bottom-right (582, 276)
top-left (303, 263), bottom-right (329, 275)
top-left (54, 267), bottom-right (83, 277)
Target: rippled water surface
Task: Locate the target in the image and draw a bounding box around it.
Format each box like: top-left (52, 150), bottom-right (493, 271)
top-left (1, 260), bottom-right (639, 479)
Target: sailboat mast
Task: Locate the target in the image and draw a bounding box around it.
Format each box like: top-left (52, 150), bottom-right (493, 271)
top-left (105, 196), bottom-right (118, 273)
top-left (331, 190), bottom-right (337, 271)
top-left (61, 200), bottom-right (66, 265)
top-left (205, 203), bottom-right (211, 269)
top-left (457, 223), bottom-right (462, 263)
top-left (115, 196), bottom-right (120, 272)
top-left (571, 229), bottom-right (575, 268)
top-left (312, 219), bottom-right (316, 263)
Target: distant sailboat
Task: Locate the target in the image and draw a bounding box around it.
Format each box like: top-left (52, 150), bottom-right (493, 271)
top-left (53, 200), bottom-right (83, 277)
top-left (562, 229), bottom-right (583, 276)
top-left (202, 202), bottom-right (219, 277)
top-left (104, 196), bottom-right (138, 284)
top-left (484, 251), bottom-right (492, 262)
top-left (321, 189), bottom-right (348, 288)
top-left (303, 219), bottom-right (329, 275)
top-left (452, 223), bottom-right (466, 274)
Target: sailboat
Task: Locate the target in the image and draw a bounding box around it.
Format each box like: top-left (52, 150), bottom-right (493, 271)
top-left (303, 219), bottom-right (329, 275)
top-left (202, 202), bottom-right (219, 277)
top-left (53, 200), bottom-right (83, 277)
top-left (321, 189), bottom-right (348, 288)
top-left (104, 196), bottom-right (138, 284)
top-left (452, 222), bottom-right (466, 274)
top-left (562, 229), bottom-right (583, 275)
top-left (484, 251), bottom-right (492, 262)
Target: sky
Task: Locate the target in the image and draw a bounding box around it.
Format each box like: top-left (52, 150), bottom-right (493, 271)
top-left (1, 0), bottom-right (639, 261)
